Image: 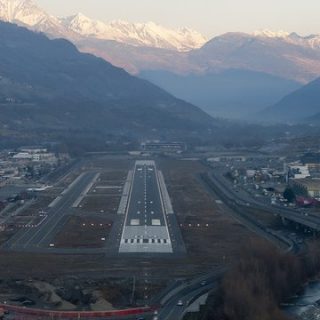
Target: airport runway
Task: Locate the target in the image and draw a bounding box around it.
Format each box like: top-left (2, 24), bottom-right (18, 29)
top-left (119, 160), bottom-right (175, 253)
top-left (2, 160), bottom-right (185, 256)
top-left (2, 171), bottom-right (98, 251)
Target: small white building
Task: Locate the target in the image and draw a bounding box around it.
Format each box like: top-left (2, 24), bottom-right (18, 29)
top-left (13, 152), bottom-right (32, 160)
top-left (289, 165), bottom-right (310, 179)
top-left (20, 147), bottom-right (47, 154)
top-left (32, 153), bottom-right (56, 163)
top-left (246, 170), bottom-right (256, 178)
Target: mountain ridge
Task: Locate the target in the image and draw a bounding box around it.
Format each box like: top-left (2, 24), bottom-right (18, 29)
top-left (1, 0), bottom-right (320, 83)
top-left (60, 13), bottom-right (207, 51)
top-left (260, 77), bottom-right (320, 122)
top-left (3, 0), bottom-right (320, 57)
top-left (0, 21), bottom-right (214, 143)
top-left (0, 0), bottom-right (207, 51)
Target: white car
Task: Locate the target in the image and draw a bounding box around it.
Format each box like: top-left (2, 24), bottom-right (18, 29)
top-left (177, 300), bottom-right (184, 306)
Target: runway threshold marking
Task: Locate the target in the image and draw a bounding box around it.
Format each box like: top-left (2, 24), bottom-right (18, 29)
top-left (119, 160), bottom-right (173, 253)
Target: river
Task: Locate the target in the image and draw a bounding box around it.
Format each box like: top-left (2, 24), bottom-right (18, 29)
top-left (284, 280), bottom-right (320, 319)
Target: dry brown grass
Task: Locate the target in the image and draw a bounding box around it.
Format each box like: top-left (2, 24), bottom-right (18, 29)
top-left (79, 195), bottom-right (120, 214)
top-left (54, 215), bottom-right (113, 248)
top-left (159, 159), bottom-right (257, 267)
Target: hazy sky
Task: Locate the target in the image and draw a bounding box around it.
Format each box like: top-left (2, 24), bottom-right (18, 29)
top-left (37, 0), bottom-right (320, 37)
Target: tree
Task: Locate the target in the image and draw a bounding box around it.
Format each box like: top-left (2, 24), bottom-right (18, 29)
top-left (292, 183), bottom-right (308, 197)
top-left (283, 187), bottom-right (296, 203)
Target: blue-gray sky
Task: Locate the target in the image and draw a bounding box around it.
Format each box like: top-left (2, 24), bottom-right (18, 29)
top-left (36, 0), bottom-right (320, 37)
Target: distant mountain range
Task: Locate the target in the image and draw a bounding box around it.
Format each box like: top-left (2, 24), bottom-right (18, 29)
top-left (189, 32), bottom-right (320, 83)
top-left (0, 21), bottom-right (214, 144)
top-left (1, 0), bottom-right (319, 122)
top-left (76, 32), bottom-right (320, 118)
top-left (77, 31), bottom-right (320, 81)
top-left (60, 13), bottom-right (207, 52)
top-left (1, 0), bottom-right (320, 81)
top-left (261, 77), bottom-right (320, 123)
top-left (0, 0), bottom-right (206, 51)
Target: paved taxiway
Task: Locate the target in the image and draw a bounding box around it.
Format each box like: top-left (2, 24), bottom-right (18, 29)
top-left (2, 171), bottom-right (98, 251)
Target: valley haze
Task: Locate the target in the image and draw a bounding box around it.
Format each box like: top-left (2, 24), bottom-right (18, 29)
top-left (0, 1), bottom-right (320, 320)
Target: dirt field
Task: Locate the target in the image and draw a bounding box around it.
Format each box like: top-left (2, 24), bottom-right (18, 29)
top-left (16, 196), bottom-right (55, 217)
top-left (79, 195), bottom-right (120, 214)
top-left (0, 227), bottom-right (16, 246)
top-left (99, 171), bottom-right (128, 182)
top-left (54, 215), bottom-right (113, 248)
top-left (77, 159), bottom-right (129, 214)
top-left (158, 158), bottom-right (258, 268)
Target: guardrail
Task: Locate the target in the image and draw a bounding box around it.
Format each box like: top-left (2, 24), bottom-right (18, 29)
top-left (0, 304), bottom-right (155, 319)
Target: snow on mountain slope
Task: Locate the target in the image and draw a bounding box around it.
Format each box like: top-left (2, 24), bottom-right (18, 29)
top-left (0, 0), bottom-right (207, 51)
top-left (0, 0), bottom-right (44, 24)
top-left (1, 0), bottom-right (320, 81)
top-left (2, 0), bottom-right (320, 54)
top-left (287, 33), bottom-right (320, 49)
top-left (253, 29), bottom-right (290, 38)
top-left (60, 13), bottom-right (207, 51)
top-left (0, 0), bottom-right (56, 29)
top-left (0, 0), bottom-right (75, 37)
top-left (60, 13), bottom-right (111, 38)
top-left (254, 29), bottom-right (320, 49)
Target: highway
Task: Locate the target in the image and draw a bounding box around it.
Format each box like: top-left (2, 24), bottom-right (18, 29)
top-left (119, 160), bottom-right (173, 253)
top-left (157, 270), bottom-right (224, 320)
top-left (209, 166), bottom-right (320, 232)
top-left (197, 164), bottom-right (320, 254)
top-left (2, 171), bottom-right (98, 251)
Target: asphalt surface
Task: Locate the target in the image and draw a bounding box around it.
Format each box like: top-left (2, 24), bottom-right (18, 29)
top-left (126, 163), bottom-right (166, 227)
top-left (158, 270), bottom-right (224, 320)
top-left (2, 171), bottom-right (98, 251)
top-left (119, 161), bottom-right (173, 253)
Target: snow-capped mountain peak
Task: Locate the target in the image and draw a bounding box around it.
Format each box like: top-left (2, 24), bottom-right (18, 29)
top-left (60, 12), bottom-right (110, 37)
top-left (253, 29), bottom-right (320, 49)
top-left (0, 0), bottom-right (73, 37)
top-left (253, 29), bottom-right (290, 38)
top-left (0, 0), bottom-right (47, 25)
top-left (0, 0), bottom-right (207, 51)
top-left (61, 14), bottom-right (207, 51)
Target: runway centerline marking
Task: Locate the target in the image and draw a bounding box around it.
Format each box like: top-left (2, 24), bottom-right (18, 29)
top-left (119, 160), bottom-right (173, 253)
